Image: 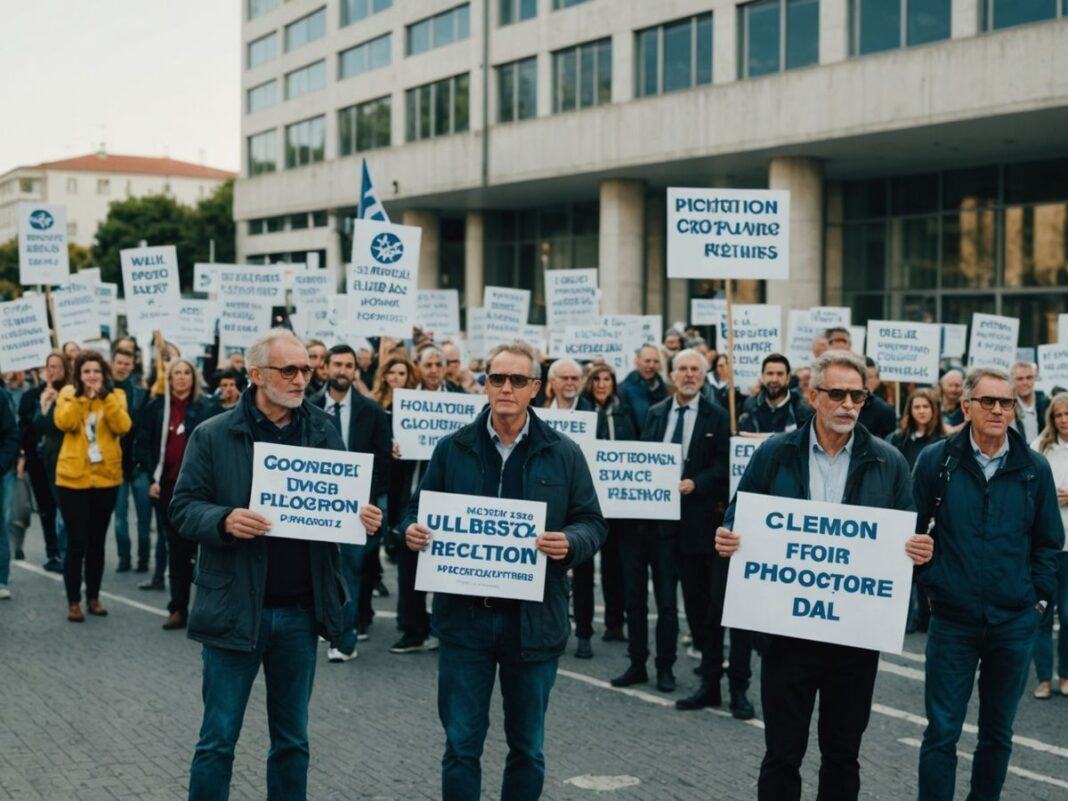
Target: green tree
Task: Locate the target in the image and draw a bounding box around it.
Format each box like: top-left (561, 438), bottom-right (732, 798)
top-left (92, 194), bottom-right (198, 292)
top-left (0, 239), bottom-right (94, 299)
top-left (188, 179), bottom-right (236, 268)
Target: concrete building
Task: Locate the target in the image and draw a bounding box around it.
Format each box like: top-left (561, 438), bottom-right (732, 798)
top-left (235, 0), bottom-right (1068, 345)
top-left (0, 152), bottom-right (235, 249)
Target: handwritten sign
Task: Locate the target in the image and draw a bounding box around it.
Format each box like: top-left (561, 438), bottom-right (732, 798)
top-left (0, 296), bottom-right (52, 371)
top-left (591, 441), bottom-right (681, 520)
top-left (1037, 345), bottom-right (1068, 394)
top-left (865, 321), bottom-right (941, 384)
top-left (391, 388), bottom-right (487, 461)
top-left (534, 408), bottom-right (597, 451)
top-left (417, 289), bottom-right (461, 337)
top-left (720, 304), bottom-right (782, 392)
top-left (51, 283), bottom-right (99, 344)
top-left (219, 299), bottom-right (273, 355)
top-left (483, 286), bottom-right (530, 350)
top-left (968, 313), bottom-right (1019, 372)
top-left (18, 202), bottom-right (69, 285)
top-left (941, 324), bottom-right (968, 359)
top-left (120, 245), bottom-right (181, 334)
top-left (545, 269), bottom-right (599, 330)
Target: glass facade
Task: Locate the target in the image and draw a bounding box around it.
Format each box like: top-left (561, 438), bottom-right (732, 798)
top-left (553, 38), bottom-right (611, 113)
top-left (407, 4), bottom-right (470, 56)
top-left (339, 33), bottom-right (391, 80)
top-left (741, 0), bottom-right (819, 78)
top-left (341, 0), bottom-right (391, 28)
top-left (497, 57), bottom-right (538, 123)
top-left (246, 80), bottom-right (277, 114)
top-left (553, 0), bottom-right (592, 8)
top-left (284, 116), bottom-right (326, 168)
top-left (984, 0), bottom-right (1062, 30)
top-left (248, 32), bottom-right (277, 68)
top-left (339, 96), bottom-right (392, 155)
top-left (405, 74), bottom-right (470, 141)
top-left (248, 0), bottom-right (279, 21)
top-left (285, 8), bottom-right (327, 52)
top-left (500, 0), bottom-right (537, 25)
top-left (247, 130), bottom-right (277, 175)
top-left (851, 0), bottom-right (951, 55)
top-left (636, 13), bottom-right (713, 97)
top-left (285, 60), bottom-right (326, 100)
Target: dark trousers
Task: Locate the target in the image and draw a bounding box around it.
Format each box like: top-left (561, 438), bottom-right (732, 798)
top-left (677, 549), bottom-right (713, 651)
top-left (758, 638), bottom-right (879, 801)
top-left (698, 552), bottom-right (753, 688)
top-left (571, 523), bottom-right (625, 638)
top-left (358, 536), bottom-right (381, 628)
top-left (619, 529), bottom-right (679, 668)
top-left (27, 456), bottom-right (59, 559)
top-left (165, 516), bottom-right (197, 616)
top-left (57, 486), bottom-right (119, 605)
top-left (396, 534), bottom-right (429, 638)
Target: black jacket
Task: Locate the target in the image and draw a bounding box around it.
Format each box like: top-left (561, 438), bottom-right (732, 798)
top-left (114, 377), bottom-right (147, 480)
top-left (543, 395), bottom-right (594, 412)
top-left (885, 429), bottom-right (943, 471)
top-left (134, 393), bottom-right (221, 480)
top-left (738, 389), bottom-right (814, 434)
top-left (311, 388), bottom-right (392, 499)
top-left (858, 394), bottom-right (897, 440)
top-left (1011, 391), bottom-right (1050, 441)
top-left (642, 395), bottom-right (730, 554)
top-left (590, 395), bottom-right (639, 442)
top-left (0, 387), bottom-right (19, 475)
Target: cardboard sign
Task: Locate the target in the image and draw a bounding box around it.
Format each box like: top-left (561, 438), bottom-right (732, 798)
top-left (391, 388), bottom-right (487, 461)
top-left (51, 283), bottom-right (100, 344)
top-left (691, 298), bottom-right (726, 327)
top-left (1037, 345), bottom-right (1068, 394)
top-left (730, 435), bottom-right (770, 498)
top-left (0, 296), bottom-right (52, 372)
top-left (941, 324), bottom-right (968, 359)
top-left (417, 289), bottom-right (461, 337)
top-left (415, 490), bottom-right (547, 601)
top-left (120, 245), bottom-right (181, 333)
top-left (968, 313), bottom-right (1019, 372)
top-left (534, 407), bottom-right (597, 451)
top-left (591, 441), bottom-right (682, 520)
top-left (219, 299), bottom-right (273, 355)
top-left (348, 219), bottom-right (420, 339)
top-left (250, 443), bottom-right (373, 546)
top-left (18, 202), bottom-right (69, 285)
top-left (719, 304), bottom-right (782, 393)
top-left (721, 492), bottom-right (916, 654)
top-left (865, 321), bottom-right (941, 384)
top-left (545, 269), bottom-right (599, 330)
top-left (483, 286), bottom-right (530, 350)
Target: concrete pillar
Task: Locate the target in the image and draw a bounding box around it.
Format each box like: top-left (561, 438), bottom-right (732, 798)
top-left (464, 211), bottom-right (484, 309)
top-left (644, 195), bottom-right (665, 317)
top-left (598, 180), bottom-right (644, 315)
top-left (952, 0), bottom-right (981, 39)
top-left (667, 276), bottom-right (688, 331)
top-left (767, 157), bottom-right (823, 312)
top-left (820, 0), bottom-right (849, 64)
top-left (328, 211), bottom-right (344, 276)
top-left (402, 209), bottom-right (440, 289)
top-left (712, 7), bottom-right (737, 85)
top-left (824, 182), bottom-right (844, 306)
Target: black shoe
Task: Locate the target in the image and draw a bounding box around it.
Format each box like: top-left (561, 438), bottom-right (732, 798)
top-left (43, 558), bottom-right (63, 574)
top-left (138, 578), bottom-right (165, 591)
top-left (730, 689), bottom-right (756, 720)
top-left (656, 668), bottom-right (676, 693)
top-left (14, 548), bottom-right (24, 561)
top-left (610, 664), bottom-right (648, 687)
top-left (116, 561), bottom-right (131, 573)
top-left (676, 680), bottom-right (722, 710)
top-left (135, 563), bottom-right (149, 574)
top-left (601, 627), bottom-right (627, 642)
top-left (390, 633), bottom-right (434, 653)
top-left (574, 638), bottom-right (593, 659)
top-left (373, 580), bottom-right (390, 598)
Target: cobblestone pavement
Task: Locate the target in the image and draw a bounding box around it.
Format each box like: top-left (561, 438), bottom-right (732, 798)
top-left (1, 522), bottom-right (1065, 801)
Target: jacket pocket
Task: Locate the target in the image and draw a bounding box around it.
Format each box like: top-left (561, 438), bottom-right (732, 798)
top-left (189, 568), bottom-right (236, 639)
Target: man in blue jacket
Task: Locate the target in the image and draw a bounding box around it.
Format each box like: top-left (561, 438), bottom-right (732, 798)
top-left (618, 343), bottom-right (668, 427)
top-left (913, 366), bottom-right (1064, 801)
top-left (404, 341), bottom-right (606, 801)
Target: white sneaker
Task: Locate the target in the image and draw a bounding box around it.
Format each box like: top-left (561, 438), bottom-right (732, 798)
top-left (327, 647), bottom-right (357, 663)
top-left (0, 586), bottom-right (10, 600)
top-left (426, 636), bottom-right (439, 651)
top-left (318, 636), bottom-right (327, 644)
top-left (686, 646), bottom-right (700, 660)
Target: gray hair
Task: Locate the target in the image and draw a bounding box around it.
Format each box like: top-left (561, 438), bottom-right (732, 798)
top-left (1010, 361), bottom-right (1037, 374)
top-left (547, 358), bottom-right (581, 380)
top-left (810, 350), bottom-right (867, 388)
top-left (246, 328), bottom-right (305, 369)
top-left (963, 366), bottom-right (1011, 399)
top-left (417, 345), bottom-right (445, 364)
top-left (486, 341), bottom-right (541, 380)
top-left (940, 368), bottom-right (964, 386)
top-left (671, 348), bottom-right (709, 374)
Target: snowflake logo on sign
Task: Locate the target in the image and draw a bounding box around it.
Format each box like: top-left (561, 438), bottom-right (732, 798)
top-left (370, 232), bottom-right (404, 264)
top-left (28, 210), bottom-right (54, 230)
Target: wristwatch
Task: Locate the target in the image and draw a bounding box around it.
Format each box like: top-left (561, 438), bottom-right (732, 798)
top-left (1035, 600), bottom-right (1049, 615)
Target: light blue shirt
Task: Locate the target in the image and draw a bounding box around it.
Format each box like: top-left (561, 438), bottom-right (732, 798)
top-left (487, 412), bottom-right (531, 464)
top-left (971, 432), bottom-right (1009, 482)
top-left (809, 432), bottom-right (854, 504)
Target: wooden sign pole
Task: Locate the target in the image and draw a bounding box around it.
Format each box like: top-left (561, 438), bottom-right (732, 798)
top-left (725, 279), bottom-right (738, 435)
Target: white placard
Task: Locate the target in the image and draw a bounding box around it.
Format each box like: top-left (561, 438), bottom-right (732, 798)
top-left (1037, 345), bottom-right (1068, 393)
top-left (968, 313), bottom-right (1019, 372)
top-left (562, 324), bottom-right (636, 376)
top-left (51, 283), bottom-right (100, 344)
top-left (1015, 347), bottom-right (1035, 366)
top-left (483, 286), bottom-right (530, 350)
top-left (865, 321), bottom-right (941, 384)
top-left (392, 388), bottom-right (487, 461)
top-left (1059, 314), bottom-right (1068, 345)
top-left (667, 188), bottom-right (790, 281)
top-left (691, 298), bottom-right (726, 327)
top-left (415, 490), bottom-right (547, 601)
top-left (941, 324), bottom-right (968, 359)
top-left (249, 442), bottom-right (373, 545)
top-left (518, 324), bottom-right (547, 354)
top-left (849, 325), bottom-right (866, 355)
top-left (0, 296), bottom-right (52, 372)
top-left (730, 435), bottom-right (770, 498)
top-left (810, 307), bottom-right (851, 328)
top-left (176, 300), bottom-right (220, 346)
top-left (120, 245), bottom-right (181, 334)
top-left (416, 289), bottom-right (461, 337)
top-left (466, 307), bottom-right (487, 360)
top-left (219, 299), bottom-right (273, 355)
top-left (216, 265), bottom-right (286, 304)
top-left (534, 408), bottom-right (597, 451)
top-left (18, 202), bottom-right (69, 285)
top-left (591, 441), bottom-right (682, 520)
top-left (69, 267), bottom-right (101, 286)
top-left (95, 283), bottom-right (118, 335)
top-left (719, 304), bottom-right (782, 393)
top-left (547, 329), bottom-right (567, 359)
top-left (786, 309), bottom-right (818, 368)
top-left (292, 266), bottom-right (335, 306)
top-left (545, 269), bottom-right (599, 330)
top-left (193, 263), bottom-right (217, 294)
top-left (348, 219), bottom-right (420, 339)
top-left (721, 492), bottom-right (916, 654)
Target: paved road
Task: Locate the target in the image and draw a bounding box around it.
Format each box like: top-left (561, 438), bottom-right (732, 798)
top-left (1, 522), bottom-right (1065, 801)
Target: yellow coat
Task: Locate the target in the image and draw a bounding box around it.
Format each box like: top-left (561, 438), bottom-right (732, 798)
top-left (54, 385), bottom-right (132, 489)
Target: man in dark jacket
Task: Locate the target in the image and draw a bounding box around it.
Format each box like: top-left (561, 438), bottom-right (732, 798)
top-left (716, 350), bottom-right (932, 801)
top-left (739, 354), bottom-right (814, 434)
top-left (618, 344), bottom-right (668, 427)
top-left (17, 377), bottom-right (62, 571)
top-left (404, 341), bottom-right (606, 801)
top-left (170, 329), bottom-right (383, 801)
top-left (857, 357), bottom-right (897, 440)
top-left (913, 367), bottom-right (1064, 801)
top-left (110, 347), bottom-right (153, 576)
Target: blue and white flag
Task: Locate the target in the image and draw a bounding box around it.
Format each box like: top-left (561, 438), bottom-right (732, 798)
top-left (358, 159), bottom-right (390, 222)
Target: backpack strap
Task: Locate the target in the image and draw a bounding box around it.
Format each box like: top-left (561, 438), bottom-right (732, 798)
top-left (923, 453), bottom-right (958, 537)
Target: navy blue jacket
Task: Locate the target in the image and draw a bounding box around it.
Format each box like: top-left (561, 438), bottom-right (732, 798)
top-left (738, 388), bottom-right (814, 434)
top-left (619, 370), bottom-right (668, 431)
top-left (912, 425), bottom-right (1065, 625)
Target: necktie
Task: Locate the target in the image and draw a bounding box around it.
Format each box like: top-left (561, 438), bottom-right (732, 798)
top-left (331, 402), bottom-right (342, 437)
top-left (671, 405), bottom-right (687, 446)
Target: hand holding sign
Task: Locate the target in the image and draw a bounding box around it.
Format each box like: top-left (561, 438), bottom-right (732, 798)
top-left (905, 534), bottom-right (934, 565)
top-left (535, 531), bottom-right (570, 560)
top-left (406, 522), bottom-right (431, 551)
top-left (715, 526), bottom-right (740, 556)
top-left (226, 508), bottom-right (272, 539)
top-left (360, 504), bottom-right (384, 536)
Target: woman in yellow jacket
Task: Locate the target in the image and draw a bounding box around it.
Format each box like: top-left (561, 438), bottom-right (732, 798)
top-left (54, 350), bottom-right (132, 622)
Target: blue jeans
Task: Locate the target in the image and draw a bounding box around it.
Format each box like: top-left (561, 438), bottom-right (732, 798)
top-left (1033, 551), bottom-right (1068, 681)
top-left (188, 606), bottom-right (318, 801)
top-left (438, 604), bottom-right (558, 801)
top-left (336, 542), bottom-right (366, 655)
top-left (918, 610), bottom-right (1040, 801)
top-left (114, 473), bottom-right (152, 568)
top-left (0, 470), bottom-right (14, 586)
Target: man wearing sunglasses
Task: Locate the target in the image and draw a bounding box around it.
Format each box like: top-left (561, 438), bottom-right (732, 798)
top-left (716, 350), bottom-right (927, 801)
top-left (170, 328), bottom-right (383, 801)
top-left (913, 367), bottom-right (1063, 801)
top-left (403, 341), bottom-right (605, 801)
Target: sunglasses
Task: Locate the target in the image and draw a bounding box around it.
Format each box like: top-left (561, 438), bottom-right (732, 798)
top-left (816, 387), bottom-right (868, 405)
top-left (262, 364), bottom-right (313, 381)
top-left (968, 396), bottom-right (1016, 411)
top-left (487, 373), bottom-right (534, 389)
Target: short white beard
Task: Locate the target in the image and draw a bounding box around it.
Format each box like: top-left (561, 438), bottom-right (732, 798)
top-left (826, 415), bottom-right (857, 434)
top-left (262, 382), bottom-right (303, 409)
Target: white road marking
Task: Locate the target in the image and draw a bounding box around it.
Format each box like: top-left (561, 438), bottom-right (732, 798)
top-left (565, 774), bottom-right (641, 791)
top-left (897, 737), bottom-right (1068, 790)
top-left (15, 560), bottom-right (168, 617)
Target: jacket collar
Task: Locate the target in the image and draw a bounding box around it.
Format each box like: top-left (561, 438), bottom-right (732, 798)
top-left (229, 386), bottom-right (318, 439)
top-left (945, 423), bottom-right (1033, 476)
top-left (453, 404), bottom-right (560, 458)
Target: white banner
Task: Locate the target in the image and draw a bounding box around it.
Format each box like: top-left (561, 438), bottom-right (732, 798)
top-left (562, 324), bottom-right (634, 376)
top-left (730, 435), bottom-right (770, 498)
top-left (219, 299), bottom-right (273, 355)
top-left (810, 306), bottom-right (851, 328)
top-left (392, 388), bottom-right (487, 461)
top-left (719, 304), bottom-right (782, 393)
top-left (941, 323), bottom-right (967, 359)
top-left (849, 325), bottom-right (866, 355)
top-left (95, 283), bottom-right (118, 335)
top-left (18, 202), bottom-right (69, 285)
top-left (667, 188), bottom-right (790, 281)
top-left (1059, 314), bottom-right (1068, 345)
top-left (0, 296), bottom-right (52, 372)
top-left (786, 309), bottom-right (818, 368)
top-left (483, 286), bottom-right (530, 350)
top-left (545, 269), bottom-right (599, 330)
top-left (465, 307), bottom-right (487, 360)
top-left (70, 267), bottom-right (101, 286)
top-left (721, 492), bottom-right (916, 654)
top-left (348, 220), bottom-right (420, 339)
top-left (250, 443), bottom-right (373, 546)
top-left (591, 441), bottom-right (682, 520)
top-left (865, 321), bottom-right (941, 384)
top-left (534, 408), bottom-right (597, 451)
top-left (1037, 345), bottom-right (1068, 394)
top-left (415, 490), bottom-right (547, 601)
top-left (518, 324), bottom-right (548, 355)
top-left (691, 298), bottom-right (726, 327)
top-left (968, 313), bottom-right (1019, 372)
top-left (176, 300), bottom-right (220, 346)
top-left (216, 265), bottom-right (286, 304)
top-left (51, 283), bottom-right (100, 344)
top-left (120, 245), bottom-right (181, 334)
top-left (193, 263), bottom-right (217, 294)
top-left (416, 289), bottom-right (461, 337)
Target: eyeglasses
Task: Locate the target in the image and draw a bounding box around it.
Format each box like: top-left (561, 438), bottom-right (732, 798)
top-left (816, 387), bottom-right (868, 405)
top-left (487, 373), bottom-right (534, 389)
top-left (446, 359), bottom-right (461, 365)
top-left (262, 364), bottom-right (312, 382)
top-left (969, 396), bottom-right (1016, 411)
top-left (556, 375), bottom-right (581, 382)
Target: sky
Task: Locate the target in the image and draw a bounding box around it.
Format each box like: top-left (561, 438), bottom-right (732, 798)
top-left (1, 1), bottom-right (240, 175)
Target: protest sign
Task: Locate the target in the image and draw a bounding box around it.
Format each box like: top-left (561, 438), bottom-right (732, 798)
top-left (51, 282), bottom-right (100, 344)
top-left (941, 324), bottom-right (967, 359)
top-left (519, 324), bottom-right (547, 354)
top-left (193, 263), bottom-right (217, 294)
top-left (719, 304), bottom-right (782, 392)
top-left (1015, 347), bottom-right (1035, 366)
top-left (1037, 345), bottom-right (1068, 394)
top-left (667, 188), bottom-right (790, 280)
top-left (810, 306), bottom-right (850, 328)
top-left (219, 299), bottom-right (273, 355)
top-left (216, 265), bottom-right (286, 304)
top-left (291, 269), bottom-right (336, 340)
top-left (721, 492), bottom-right (916, 653)
top-left (562, 324), bottom-right (633, 376)
top-left (0, 296), bottom-right (52, 371)
top-left (534, 408), bottom-right (597, 451)
top-left (606, 314), bottom-right (663, 348)
top-left (18, 202), bottom-right (69, 285)
top-left (730, 435), bottom-right (770, 498)
top-left (691, 298), bottom-right (725, 327)
top-left (547, 329), bottom-right (567, 359)
top-left (416, 289), bottom-right (460, 337)
top-left (69, 267), bottom-right (101, 286)
top-left (415, 490), bottom-right (546, 602)
top-left (348, 219), bottom-right (420, 339)
top-left (95, 283), bottom-right (118, 336)
top-left (250, 443), bottom-right (373, 546)
top-left (465, 307), bottom-right (487, 360)
top-left (483, 287), bottom-right (530, 350)
top-left (849, 325), bottom-right (866, 355)
top-left (968, 313), bottom-right (1019, 372)
top-left (176, 300), bottom-right (220, 346)
top-left (865, 321), bottom-right (941, 384)
top-left (545, 269), bottom-right (599, 330)
top-left (392, 388), bottom-right (487, 461)
top-left (120, 245), bottom-right (180, 333)
top-left (785, 309), bottom-right (818, 368)
top-left (1059, 314), bottom-right (1068, 345)
top-left (591, 441), bottom-right (682, 520)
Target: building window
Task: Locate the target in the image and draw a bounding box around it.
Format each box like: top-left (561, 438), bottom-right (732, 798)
top-left (248, 32), bottom-right (277, 68)
top-left (984, 0), bottom-right (1063, 30)
top-left (341, 0), bottom-right (392, 27)
top-left (66, 177), bottom-right (78, 194)
top-left (285, 116), bottom-right (326, 168)
top-left (97, 178), bottom-right (110, 195)
top-left (553, 39), bottom-right (611, 112)
top-left (19, 178), bottom-right (36, 193)
top-left (339, 96), bottom-right (392, 155)
top-left (339, 33), bottom-right (391, 79)
top-left (500, 0), bottom-right (537, 25)
top-left (248, 130), bottom-right (278, 175)
top-left (497, 57), bottom-right (537, 123)
top-left (285, 7), bottom-right (327, 52)
top-left (285, 60), bottom-right (326, 100)
top-left (552, 0), bottom-right (591, 8)
top-left (405, 74), bottom-right (470, 141)
top-left (248, 0), bottom-right (278, 20)
top-left (312, 210), bottom-right (328, 227)
top-left (636, 13), bottom-right (713, 97)
top-left (407, 4), bottom-right (470, 56)
top-left (249, 219), bottom-right (265, 235)
top-left (67, 222), bottom-right (77, 238)
top-left (246, 80), bottom-right (277, 113)
top-left (850, 0), bottom-right (951, 55)
top-left (741, 0), bottom-right (819, 78)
